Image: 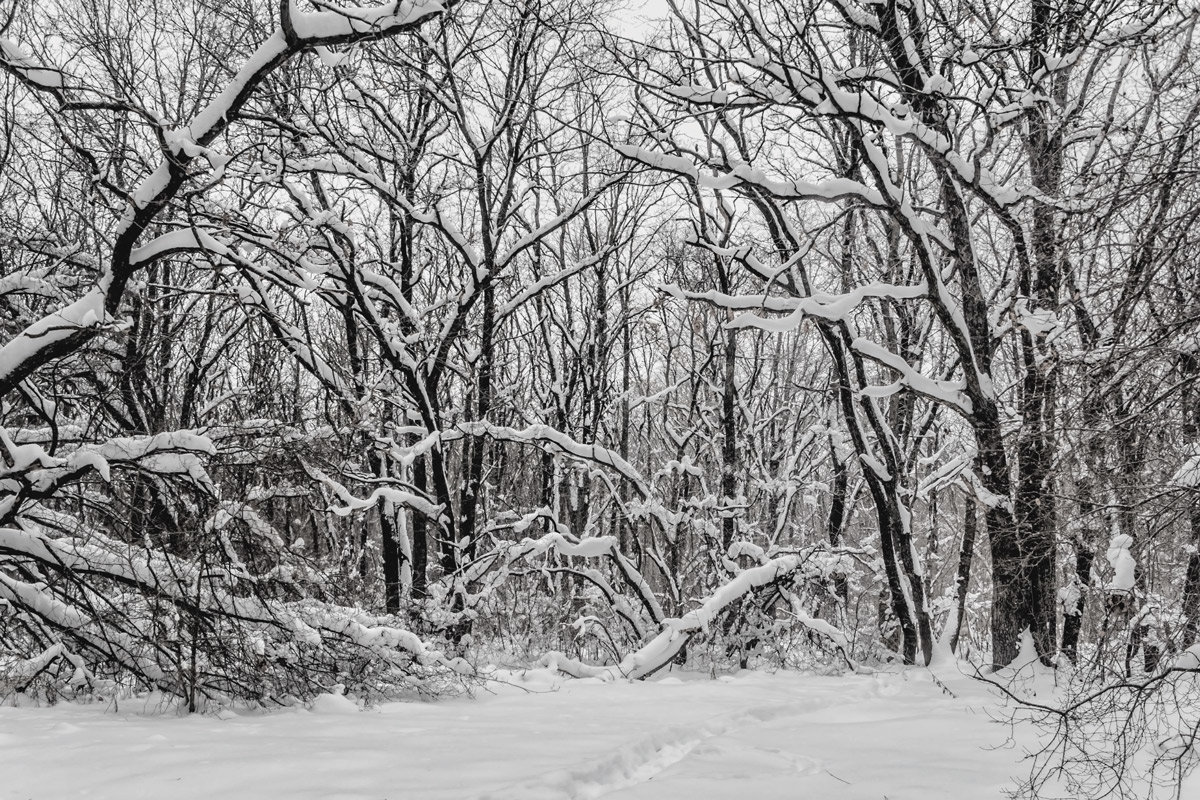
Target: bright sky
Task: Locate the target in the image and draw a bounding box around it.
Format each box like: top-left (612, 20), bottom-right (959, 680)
top-left (617, 0), bottom-right (674, 39)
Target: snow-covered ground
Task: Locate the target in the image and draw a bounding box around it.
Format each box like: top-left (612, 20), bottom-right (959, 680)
top-left (0, 664), bottom-right (1055, 800)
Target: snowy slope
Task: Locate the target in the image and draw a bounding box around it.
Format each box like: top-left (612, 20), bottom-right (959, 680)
top-left (0, 668), bottom-right (1059, 799)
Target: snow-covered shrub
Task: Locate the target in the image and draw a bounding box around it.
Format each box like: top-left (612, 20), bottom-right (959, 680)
top-left (0, 425), bottom-right (471, 708)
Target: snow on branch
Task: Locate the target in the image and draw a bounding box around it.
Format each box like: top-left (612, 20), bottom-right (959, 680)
top-left (0, 520), bottom-right (468, 699)
top-left (128, 228), bottom-right (236, 268)
top-left (684, 281), bottom-right (928, 330)
top-left (615, 145), bottom-right (886, 207)
top-left (283, 0), bottom-right (453, 45)
top-left (461, 519), bottom-right (663, 639)
top-left (0, 289), bottom-right (107, 391)
top-left (0, 430), bottom-right (217, 520)
top-left (447, 422), bottom-right (653, 501)
top-left (321, 472), bottom-right (444, 520)
top-left (0, 38), bottom-right (64, 90)
top-left (616, 553), bottom-right (804, 680)
top-left (850, 338), bottom-right (973, 416)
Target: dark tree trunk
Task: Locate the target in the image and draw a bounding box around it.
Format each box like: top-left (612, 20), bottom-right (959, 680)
top-left (411, 455), bottom-right (429, 600)
top-left (1062, 378), bottom-right (1106, 663)
top-left (720, 327), bottom-right (738, 552)
top-left (1059, 545), bottom-right (1093, 665)
top-left (827, 442), bottom-right (850, 607)
top-left (430, 446), bottom-right (458, 577)
top-left (1010, 0), bottom-right (1068, 667)
top-left (950, 499), bottom-right (977, 654)
top-left (371, 450), bottom-right (402, 615)
top-left (460, 283), bottom-right (496, 565)
top-left (974, 416), bottom-right (1035, 668)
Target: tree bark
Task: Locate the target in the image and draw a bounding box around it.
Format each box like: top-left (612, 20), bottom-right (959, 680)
top-left (950, 499), bottom-right (977, 654)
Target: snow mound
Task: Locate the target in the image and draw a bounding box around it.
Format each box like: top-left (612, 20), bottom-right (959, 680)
top-left (1173, 644), bottom-right (1200, 671)
top-left (309, 690), bottom-right (360, 715)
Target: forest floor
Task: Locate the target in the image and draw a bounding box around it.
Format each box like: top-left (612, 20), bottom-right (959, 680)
top-left (0, 656), bottom-right (1182, 799)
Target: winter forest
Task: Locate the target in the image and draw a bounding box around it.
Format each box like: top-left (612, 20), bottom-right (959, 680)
top-left (2, 0), bottom-right (1200, 797)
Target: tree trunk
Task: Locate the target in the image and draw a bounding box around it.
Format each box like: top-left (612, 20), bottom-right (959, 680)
top-left (950, 498), bottom-right (977, 654)
top-left (371, 450), bottom-right (403, 615)
top-left (411, 455), bottom-right (430, 600)
top-left (720, 325), bottom-right (738, 552)
top-left (827, 441), bottom-right (850, 608)
top-left (460, 283), bottom-right (496, 565)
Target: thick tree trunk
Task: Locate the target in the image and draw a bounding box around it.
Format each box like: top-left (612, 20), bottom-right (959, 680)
top-left (871, 2), bottom-right (1036, 668)
top-left (973, 414), bottom-right (1037, 668)
top-left (1011, 0), bottom-right (1068, 666)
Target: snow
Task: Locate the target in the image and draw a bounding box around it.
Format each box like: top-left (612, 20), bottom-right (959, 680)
top-left (0, 668), bottom-right (1039, 799)
top-left (0, 288), bottom-right (107, 386)
top-left (852, 337), bottom-right (973, 416)
top-left (446, 422), bottom-right (652, 501)
top-left (1174, 644), bottom-right (1200, 671)
top-left (1001, 628), bottom-right (1047, 675)
top-left (307, 687), bottom-right (360, 715)
top-left (0, 37), bottom-right (64, 89)
top-left (286, 0), bottom-right (447, 41)
top-left (1172, 455), bottom-right (1200, 488)
top-left (1107, 533), bottom-right (1136, 592)
top-left (129, 229), bottom-right (234, 266)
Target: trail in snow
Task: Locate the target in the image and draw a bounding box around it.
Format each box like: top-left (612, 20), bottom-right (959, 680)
top-left (482, 686), bottom-right (862, 800)
top-left (0, 667), bottom-right (1054, 800)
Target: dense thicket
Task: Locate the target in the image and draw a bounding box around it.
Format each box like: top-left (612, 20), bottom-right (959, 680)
top-left (1, 0), bottom-right (1198, 739)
